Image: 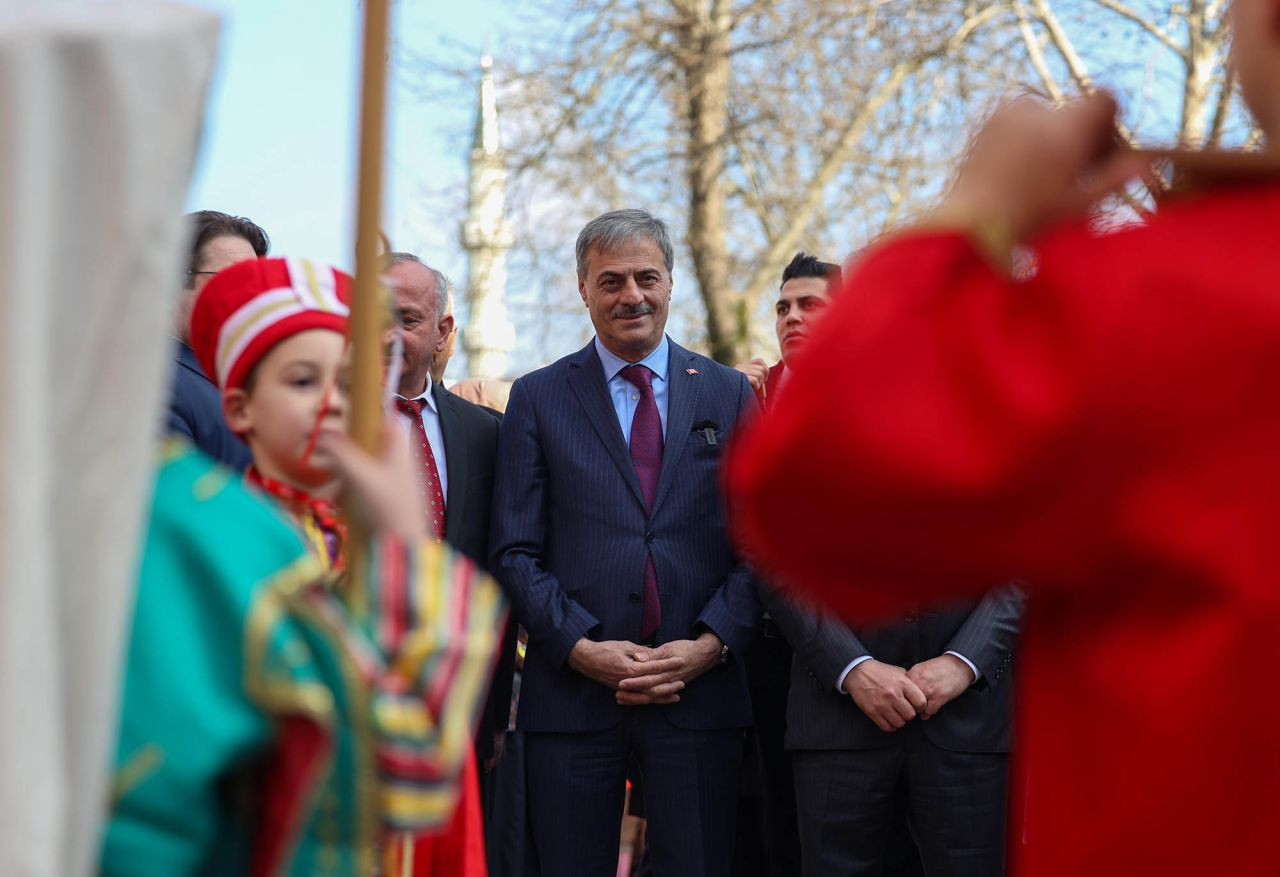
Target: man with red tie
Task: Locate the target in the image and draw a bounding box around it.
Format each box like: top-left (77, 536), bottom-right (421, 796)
top-left (490, 209), bottom-right (760, 876)
top-left (385, 252), bottom-right (506, 877)
top-left (726, 1), bottom-right (1280, 872)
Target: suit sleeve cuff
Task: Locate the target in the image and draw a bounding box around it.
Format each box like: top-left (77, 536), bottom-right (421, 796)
top-left (834, 655), bottom-right (873, 692)
top-left (694, 608), bottom-right (753, 659)
top-left (546, 603), bottom-right (601, 669)
top-left (945, 650), bottom-right (981, 683)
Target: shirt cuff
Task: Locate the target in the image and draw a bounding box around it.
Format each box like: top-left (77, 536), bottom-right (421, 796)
top-left (945, 650), bottom-right (981, 683)
top-left (834, 655), bottom-right (873, 692)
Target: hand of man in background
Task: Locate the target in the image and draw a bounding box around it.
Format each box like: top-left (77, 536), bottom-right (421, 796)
top-left (906, 654), bottom-right (975, 720)
top-left (613, 632), bottom-right (723, 706)
top-left (843, 659), bottom-right (928, 732)
top-left (734, 358), bottom-right (770, 401)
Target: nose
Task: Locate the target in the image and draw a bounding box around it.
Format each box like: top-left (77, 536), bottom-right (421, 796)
top-left (324, 381), bottom-right (350, 420)
top-left (618, 278), bottom-right (644, 304)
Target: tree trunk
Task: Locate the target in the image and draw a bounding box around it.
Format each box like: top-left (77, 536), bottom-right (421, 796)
top-left (675, 0), bottom-right (742, 364)
top-left (1180, 0), bottom-right (1215, 145)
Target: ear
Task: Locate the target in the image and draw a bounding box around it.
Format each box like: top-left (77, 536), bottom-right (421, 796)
top-left (577, 274), bottom-right (589, 306)
top-left (223, 387), bottom-right (253, 437)
top-left (434, 314), bottom-right (456, 354)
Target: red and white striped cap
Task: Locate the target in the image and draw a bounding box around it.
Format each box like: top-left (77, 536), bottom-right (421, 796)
top-left (190, 257), bottom-right (352, 392)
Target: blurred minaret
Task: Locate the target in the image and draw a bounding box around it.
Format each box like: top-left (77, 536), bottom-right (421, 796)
top-left (461, 54), bottom-right (515, 379)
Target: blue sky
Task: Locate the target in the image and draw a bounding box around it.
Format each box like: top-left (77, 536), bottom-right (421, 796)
top-left (186, 0), bottom-right (502, 286)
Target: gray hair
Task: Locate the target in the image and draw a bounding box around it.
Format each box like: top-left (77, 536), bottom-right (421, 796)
top-left (574, 209), bottom-right (674, 277)
top-left (387, 251), bottom-right (452, 321)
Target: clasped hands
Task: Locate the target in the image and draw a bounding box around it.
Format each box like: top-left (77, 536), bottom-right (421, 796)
top-left (843, 655), bottom-right (975, 734)
top-left (568, 632), bottom-right (723, 706)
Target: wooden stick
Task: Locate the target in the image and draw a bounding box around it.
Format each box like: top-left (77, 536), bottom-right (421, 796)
top-left (348, 0), bottom-right (392, 603)
top-left (351, 0), bottom-right (391, 454)
top-left (1128, 146), bottom-right (1280, 176)
top-left (1127, 146), bottom-right (1280, 197)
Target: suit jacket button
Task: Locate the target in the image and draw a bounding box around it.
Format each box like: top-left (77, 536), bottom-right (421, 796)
top-left (645, 531), bottom-right (656, 543)
top-left (903, 610), bottom-right (917, 623)
top-left (629, 592), bottom-right (642, 603)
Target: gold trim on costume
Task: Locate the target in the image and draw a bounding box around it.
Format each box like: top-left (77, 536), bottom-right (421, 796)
top-left (110, 744), bottom-right (166, 805)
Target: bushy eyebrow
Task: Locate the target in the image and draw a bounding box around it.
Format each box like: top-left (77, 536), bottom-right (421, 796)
top-left (597, 267), bottom-right (661, 279)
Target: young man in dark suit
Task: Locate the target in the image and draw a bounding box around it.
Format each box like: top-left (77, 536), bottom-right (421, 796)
top-left (490, 209), bottom-right (760, 877)
top-left (741, 253), bottom-right (1024, 877)
top-left (165, 210), bottom-right (267, 469)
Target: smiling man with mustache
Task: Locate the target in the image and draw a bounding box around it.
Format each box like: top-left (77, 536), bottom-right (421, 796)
top-left (490, 208), bottom-right (761, 876)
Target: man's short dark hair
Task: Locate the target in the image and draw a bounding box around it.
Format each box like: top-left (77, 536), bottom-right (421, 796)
top-left (185, 210), bottom-right (269, 286)
top-left (780, 251), bottom-right (842, 291)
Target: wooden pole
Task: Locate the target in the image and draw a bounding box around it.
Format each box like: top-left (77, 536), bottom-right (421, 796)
top-left (1126, 146), bottom-right (1280, 198)
top-left (348, 0), bottom-right (392, 601)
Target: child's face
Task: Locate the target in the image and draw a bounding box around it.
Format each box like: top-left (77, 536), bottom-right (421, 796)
top-left (225, 329), bottom-right (350, 490)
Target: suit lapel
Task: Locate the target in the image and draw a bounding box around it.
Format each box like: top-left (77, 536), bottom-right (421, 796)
top-left (651, 344), bottom-right (700, 516)
top-left (566, 342), bottom-right (647, 511)
top-left (433, 382), bottom-right (469, 542)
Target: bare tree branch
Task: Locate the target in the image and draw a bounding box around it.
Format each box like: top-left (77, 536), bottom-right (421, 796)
top-left (1029, 0), bottom-right (1095, 91)
top-left (1012, 0), bottom-right (1065, 101)
top-left (1095, 0), bottom-right (1186, 57)
top-left (738, 5), bottom-right (1001, 306)
top-left (1206, 59), bottom-right (1235, 147)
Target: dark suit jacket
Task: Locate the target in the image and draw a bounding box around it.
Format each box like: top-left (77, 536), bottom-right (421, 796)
top-left (434, 381), bottom-right (500, 563)
top-left (166, 341), bottom-right (251, 471)
top-left (765, 586), bottom-right (1024, 753)
top-left (490, 338), bottom-right (761, 733)
top-left (430, 382), bottom-right (513, 758)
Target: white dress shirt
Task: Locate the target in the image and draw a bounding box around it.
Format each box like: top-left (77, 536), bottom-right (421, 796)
top-left (395, 375), bottom-right (448, 505)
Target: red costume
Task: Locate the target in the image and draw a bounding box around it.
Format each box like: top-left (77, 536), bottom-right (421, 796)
top-left (191, 258), bottom-right (493, 876)
top-left (727, 183), bottom-right (1280, 876)
top-left (756, 362), bottom-right (785, 412)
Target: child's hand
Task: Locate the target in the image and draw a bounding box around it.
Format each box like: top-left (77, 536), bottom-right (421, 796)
top-left (317, 419), bottom-right (430, 544)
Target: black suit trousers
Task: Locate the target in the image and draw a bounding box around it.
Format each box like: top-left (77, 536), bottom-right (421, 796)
top-left (525, 710), bottom-right (743, 877)
top-left (732, 628), bottom-right (802, 877)
top-left (792, 723), bottom-right (1008, 877)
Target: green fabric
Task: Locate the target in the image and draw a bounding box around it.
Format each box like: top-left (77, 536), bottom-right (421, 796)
top-left (100, 445), bottom-right (325, 875)
top-left (101, 442), bottom-right (499, 876)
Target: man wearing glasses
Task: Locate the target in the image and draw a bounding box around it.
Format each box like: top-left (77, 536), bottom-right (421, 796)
top-left (165, 209), bottom-right (268, 469)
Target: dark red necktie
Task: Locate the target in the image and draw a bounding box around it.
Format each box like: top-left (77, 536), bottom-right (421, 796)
top-left (395, 396), bottom-right (446, 540)
top-left (621, 364), bottom-right (663, 640)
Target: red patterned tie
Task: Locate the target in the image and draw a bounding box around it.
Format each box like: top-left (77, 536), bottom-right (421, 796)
top-left (395, 396), bottom-right (446, 540)
top-left (620, 364), bottom-right (663, 640)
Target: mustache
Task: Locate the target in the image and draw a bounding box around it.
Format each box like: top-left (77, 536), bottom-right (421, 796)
top-left (611, 302), bottom-right (655, 319)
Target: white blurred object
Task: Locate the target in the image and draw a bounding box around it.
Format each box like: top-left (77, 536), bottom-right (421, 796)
top-left (0, 3), bottom-right (219, 875)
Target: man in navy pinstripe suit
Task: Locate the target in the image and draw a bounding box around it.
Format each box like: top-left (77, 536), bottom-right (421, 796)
top-left (490, 209), bottom-right (761, 876)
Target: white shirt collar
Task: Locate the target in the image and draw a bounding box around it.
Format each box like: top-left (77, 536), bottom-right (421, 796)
top-left (594, 335), bottom-right (670, 384)
top-left (399, 375), bottom-right (438, 414)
